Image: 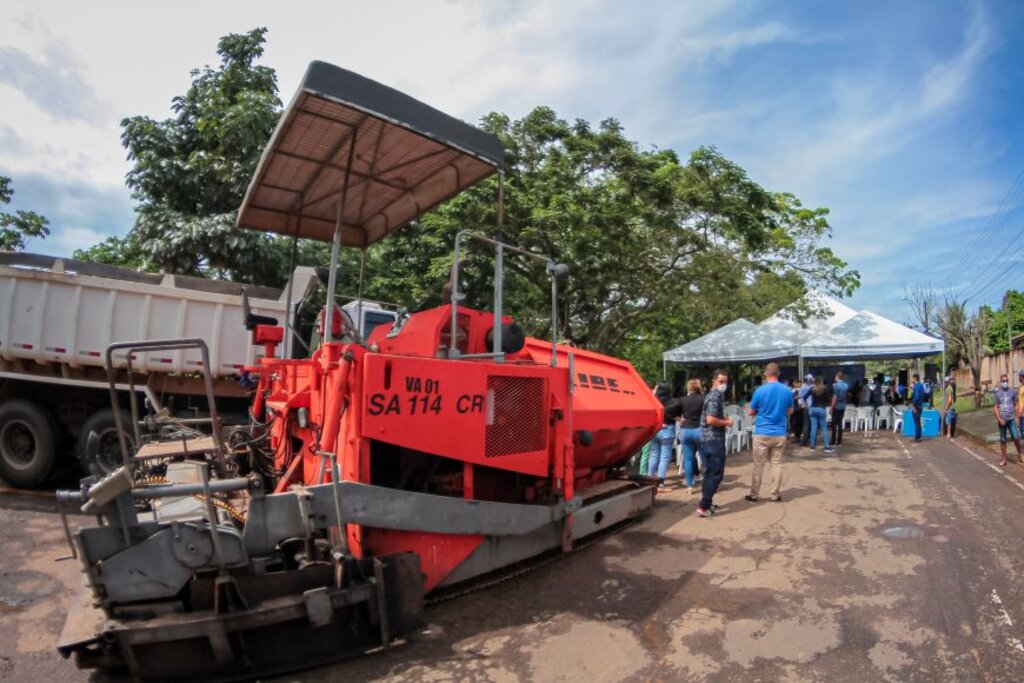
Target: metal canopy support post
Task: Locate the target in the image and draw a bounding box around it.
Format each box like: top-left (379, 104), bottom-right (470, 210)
top-left (325, 131), bottom-right (358, 343)
top-left (357, 248), bottom-right (367, 338)
top-left (493, 173), bottom-right (505, 364)
top-left (283, 227), bottom-right (299, 359)
top-left (493, 241), bottom-right (504, 363)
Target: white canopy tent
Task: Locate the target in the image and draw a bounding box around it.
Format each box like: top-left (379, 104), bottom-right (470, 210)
top-left (758, 292), bottom-right (859, 345)
top-left (801, 311), bottom-right (944, 360)
top-left (662, 318), bottom-right (798, 365)
top-left (662, 292), bottom-right (945, 378)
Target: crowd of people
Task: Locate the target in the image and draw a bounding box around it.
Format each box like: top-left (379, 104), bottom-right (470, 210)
top-left (642, 363), bottom-right (975, 518)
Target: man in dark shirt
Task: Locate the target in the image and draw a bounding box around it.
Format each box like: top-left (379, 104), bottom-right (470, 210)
top-left (994, 372), bottom-right (1021, 466)
top-left (697, 369), bottom-right (732, 517)
top-left (910, 373), bottom-right (925, 443)
top-left (831, 372), bottom-right (849, 447)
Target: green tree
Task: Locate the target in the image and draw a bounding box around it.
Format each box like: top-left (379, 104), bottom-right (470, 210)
top-left (359, 111), bottom-right (858, 378)
top-left (985, 290), bottom-right (1024, 353)
top-left (0, 176), bottom-right (49, 251)
top-left (73, 234), bottom-right (149, 269)
top-left (937, 297), bottom-right (990, 407)
top-left (112, 28), bottom-right (286, 284)
top-left (72, 33), bottom-right (859, 380)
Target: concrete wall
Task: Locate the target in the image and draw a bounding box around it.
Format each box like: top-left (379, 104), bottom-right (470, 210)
top-left (952, 349), bottom-right (1024, 391)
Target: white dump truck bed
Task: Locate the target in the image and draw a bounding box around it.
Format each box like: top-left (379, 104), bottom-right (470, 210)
top-left (0, 252), bottom-right (316, 378)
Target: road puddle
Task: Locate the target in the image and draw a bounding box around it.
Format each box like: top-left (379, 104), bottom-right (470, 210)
top-left (883, 526), bottom-right (925, 539)
top-left (881, 525), bottom-right (950, 543)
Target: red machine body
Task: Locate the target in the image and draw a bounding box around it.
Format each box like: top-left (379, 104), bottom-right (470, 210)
top-left (253, 304), bottom-right (659, 591)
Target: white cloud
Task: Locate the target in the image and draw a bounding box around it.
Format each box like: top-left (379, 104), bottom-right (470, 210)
top-left (0, 0), bottom-right (1006, 324)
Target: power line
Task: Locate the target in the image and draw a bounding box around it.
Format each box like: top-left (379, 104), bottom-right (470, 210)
top-left (961, 224), bottom-right (1024, 303)
top-left (951, 166), bottom-right (1024, 273)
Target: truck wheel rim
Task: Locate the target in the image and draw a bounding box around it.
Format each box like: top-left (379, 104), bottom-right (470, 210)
top-left (0, 420), bottom-right (37, 470)
top-left (92, 428), bottom-right (125, 475)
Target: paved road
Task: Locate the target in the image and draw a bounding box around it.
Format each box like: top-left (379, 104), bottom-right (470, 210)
top-left (3, 432), bottom-right (1024, 682)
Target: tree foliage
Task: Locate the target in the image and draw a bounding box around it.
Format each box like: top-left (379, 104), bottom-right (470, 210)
top-left (937, 297), bottom-right (990, 407)
top-left (985, 290), bottom-right (1024, 353)
top-left (358, 110), bottom-right (858, 376)
top-left (0, 176), bottom-right (49, 251)
top-left (96, 28), bottom-right (286, 283)
top-left (74, 30), bottom-right (861, 379)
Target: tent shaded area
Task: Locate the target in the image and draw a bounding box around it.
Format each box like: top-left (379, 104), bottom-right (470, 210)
top-left (802, 311), bottom-right (943, 360)
top-left (663, 318), bottom-right (798, 364)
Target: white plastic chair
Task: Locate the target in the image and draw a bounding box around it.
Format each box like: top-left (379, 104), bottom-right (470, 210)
top-left (727, 416), bottom-right (749, 454)
top-left (892, 407), bottom-right (904, 433)
top-left (842, 409), bottom-right (857, 432)
top-left (855, 406), bottom-right (874, 431)
top-left (875, 405), bottom-right (893, 431)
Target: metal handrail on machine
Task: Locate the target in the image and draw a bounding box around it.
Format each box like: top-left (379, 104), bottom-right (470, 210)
top-left (104, 338), bottom-right (225, 471)
top-left (448, 231), bottom-right (569, 367)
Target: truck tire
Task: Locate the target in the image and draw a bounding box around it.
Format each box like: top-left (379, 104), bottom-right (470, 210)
top-left (76, 409), bottom-right (135, 478)
top-left (0, 399), bottom-right (60, 488)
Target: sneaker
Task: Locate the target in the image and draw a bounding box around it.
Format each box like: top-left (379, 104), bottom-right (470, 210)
top-left (696, 506), bottom-right (712, 517)
top-left (744, 495), bottom-right (759, 503)
top-left (769, 495), bottom-right (783, 502)
top-left (824, 447), bottom-right (836, 453)
top-left (809, 448), bottom-right (816, 452)
top-left (913, 438), bottom-right (922, 443)
top-left (710, 504), bottom-right (722, 512)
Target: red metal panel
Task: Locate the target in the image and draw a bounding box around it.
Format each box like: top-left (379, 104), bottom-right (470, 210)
top-left (361, 354), bottom-right (554, 477)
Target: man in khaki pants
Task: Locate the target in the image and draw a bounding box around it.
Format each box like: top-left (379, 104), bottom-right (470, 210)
top-left (745, 362), bottom-right (793, 503)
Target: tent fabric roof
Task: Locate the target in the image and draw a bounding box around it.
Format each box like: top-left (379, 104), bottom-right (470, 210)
top-left (663, 292), bottom-right (944, 365)
top-left (662, 318), bottom-right (799, 364)
top-left (801, 311), bottom-right (944, 360)
top-left (758, 292), bottom-right (859, 344)
top-left (237, 61), bottom-right (505, 247)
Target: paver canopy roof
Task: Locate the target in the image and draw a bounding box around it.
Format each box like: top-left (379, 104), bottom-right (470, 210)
top-left (237, 61), bottom-right (505, 247)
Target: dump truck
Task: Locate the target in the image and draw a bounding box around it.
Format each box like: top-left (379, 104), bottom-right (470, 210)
top-left (0, 253), bottom-right (323, 486)
top-left (55, 61), bottom-right (661, 681)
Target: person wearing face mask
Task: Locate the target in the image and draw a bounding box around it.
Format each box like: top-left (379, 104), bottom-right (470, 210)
top-left (993, 373), bottom-right (1022, 467)
top-left (1017, 370), bottom-right (1024, 441)
top-left (696, 369), bottom-right (732, 518)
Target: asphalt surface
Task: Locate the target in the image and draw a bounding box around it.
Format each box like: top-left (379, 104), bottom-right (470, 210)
top-left (3, 431), bottom-right (1024, 682)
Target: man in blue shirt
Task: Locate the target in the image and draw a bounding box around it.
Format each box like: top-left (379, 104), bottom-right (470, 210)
top-left (830, 372), bottom-right (850, 448)
top-left (910, 373), bottom-right (925, 443)
top-left (745, 362), bottom-right (794, 503)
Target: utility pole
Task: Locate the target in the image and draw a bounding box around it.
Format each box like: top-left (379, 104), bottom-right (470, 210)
top-left (1004, 292), bottom-right (1013, 376)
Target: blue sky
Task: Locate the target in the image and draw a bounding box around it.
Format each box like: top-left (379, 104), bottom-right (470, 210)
top-left (1, 0), bottom-right (1021, 324)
